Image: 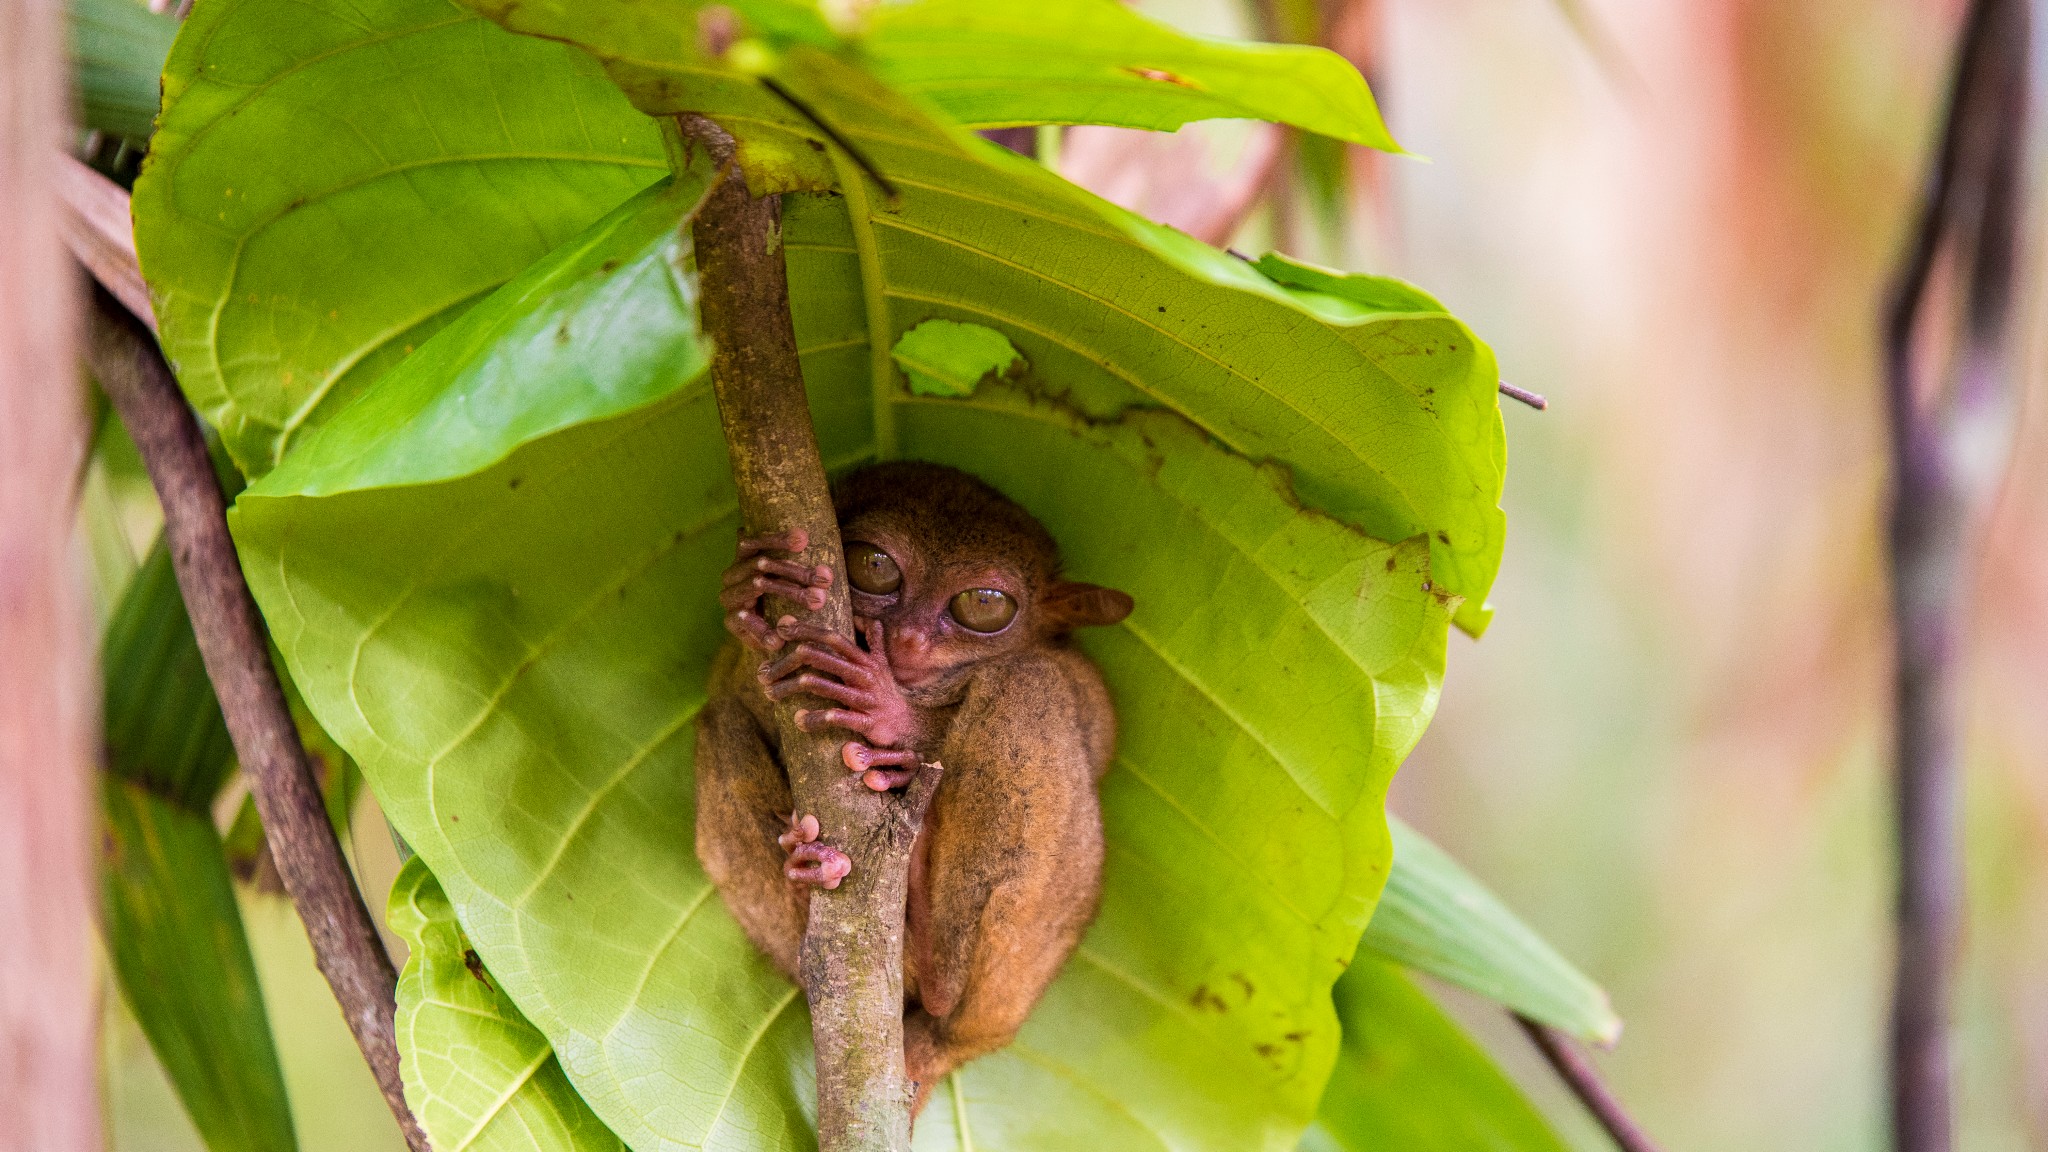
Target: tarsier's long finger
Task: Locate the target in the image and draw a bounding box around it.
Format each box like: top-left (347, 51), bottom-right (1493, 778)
top-left (860, 618), bottom-right (893, 669)
top-left (793, 707), bottom-right (877, 741)
top-left (785, 841), bottom-right (851, 889)
top-left (861, 768), bottom-right (918, 792)
top-left (765, 672), bottom-right (869, 709)
top-left (736, 529), bottom-right (807, 559)
top-left (725, 610), bottom-right (784, 651)
top-left (759, 643), bottom-right (871, 691)
top-left (723, 554), bottom-right (829, 589)
top-left (771, 620), bottom-right (867, 663)
top-left (718, 574), bottom-right (826, 613)
top-left (842, 743), bottom-right (918, 772)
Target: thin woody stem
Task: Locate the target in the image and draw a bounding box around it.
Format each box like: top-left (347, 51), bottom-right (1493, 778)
top-left (1515, 1016), bottom-right (1663, 1152)
top-left (83, 288), bottom-right (431, 1152)
top-left (675, 114), bottom-right (935, 1152)
top-left (1880, 2), bottom-right (2027, 1150)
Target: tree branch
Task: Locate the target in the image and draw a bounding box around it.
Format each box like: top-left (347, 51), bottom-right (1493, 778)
top-left (1880, 3), bottom-right (2028, 1150)
top-left (1515, 1015), bottom-right (1663, 1152)
top-left (1, 0), bottom-right (99, 1146)
top-left (676, 114), bottom-right (935, 1151)
top-left (82, 287), bottom-right (431, 1152)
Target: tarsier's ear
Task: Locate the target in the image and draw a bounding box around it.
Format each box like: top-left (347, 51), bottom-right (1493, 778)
top-left (1041, 582), bottom-right (1134, 631)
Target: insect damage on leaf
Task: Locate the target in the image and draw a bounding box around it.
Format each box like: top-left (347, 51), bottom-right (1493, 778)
top-left (890, 319), bottom-right (1024, 397)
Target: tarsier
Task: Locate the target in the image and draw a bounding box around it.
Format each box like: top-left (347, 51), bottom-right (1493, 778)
top-left (694, 461), bottom-right (1132, 1111)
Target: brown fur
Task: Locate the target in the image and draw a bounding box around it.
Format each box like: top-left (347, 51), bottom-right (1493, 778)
top-left (694, 462), bottom-right (1125, 1112)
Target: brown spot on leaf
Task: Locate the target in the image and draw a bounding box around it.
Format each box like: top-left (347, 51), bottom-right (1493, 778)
top-left (1127, 66), bottom-right (1197, 87)
top-left (463, 949), bottom-right (495, 992)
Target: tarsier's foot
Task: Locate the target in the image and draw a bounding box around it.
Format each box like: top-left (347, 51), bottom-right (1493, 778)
top-left (721, 529), bottom-right (833, 651)
top-left (841, 741), bottom-right (920, 792)
top-left (758, 619), bottom-right (917, 751)
top-left (777, 812), bottom-right (851, 889)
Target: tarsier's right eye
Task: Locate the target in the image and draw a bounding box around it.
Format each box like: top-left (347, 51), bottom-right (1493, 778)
top-left (845, 543), bottom-right (902, 595)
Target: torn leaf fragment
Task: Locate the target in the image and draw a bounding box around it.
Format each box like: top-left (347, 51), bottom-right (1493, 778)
top-left (891, 319), bottom-right (1024, 397)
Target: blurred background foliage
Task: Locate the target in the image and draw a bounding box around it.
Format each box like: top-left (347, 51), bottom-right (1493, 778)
top-left (87, 0), bottom-right (2046, 1147)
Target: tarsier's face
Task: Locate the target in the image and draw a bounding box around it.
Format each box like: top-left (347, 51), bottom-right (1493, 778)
top-left (839, 520), bottom-right (1039, 690)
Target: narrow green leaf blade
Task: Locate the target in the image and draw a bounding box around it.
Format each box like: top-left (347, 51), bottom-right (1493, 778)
top-left (390, 857), bottom-right (627, 1152)
top-left (1301, 955), bottom-right (1570, 1152)
top-left (132, 0), bottom-right (668, 477)
top-left (69, 0), bottom-right (177, 140)
top-left (1361, 817), bottom-right (1622, 1045)
top-left (103, 542), bottom-right (235, 809)
top-left (865, 0), bottom-right (1398, 149)
top-left (100, 543), bottom-right (299, 1152)
top-left (101, 779), bottom-right (298, 1152)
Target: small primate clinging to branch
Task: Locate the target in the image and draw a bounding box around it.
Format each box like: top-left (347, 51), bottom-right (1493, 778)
top-left (695, 461), bottom-right (1132, 1111)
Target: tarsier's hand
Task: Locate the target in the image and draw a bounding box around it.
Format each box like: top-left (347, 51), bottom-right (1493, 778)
top-left (777, 812), bottom-right (851, 889)
top-left (721, 530), bottom-right (833, 653)
top-left (759, 619), bottom-right (924, 792)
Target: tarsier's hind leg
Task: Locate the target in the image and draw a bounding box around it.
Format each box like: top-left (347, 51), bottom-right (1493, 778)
top-left (902, 653), bottom-right (1107, 1114)
top-left (693, 690), bottom-right (808, 979)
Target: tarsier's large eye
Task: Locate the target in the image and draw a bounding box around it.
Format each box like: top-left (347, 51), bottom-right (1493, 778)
top-left (845, 543), bottom-right (902, 595)
top-left (949, 588), bottom-right (1017, 634)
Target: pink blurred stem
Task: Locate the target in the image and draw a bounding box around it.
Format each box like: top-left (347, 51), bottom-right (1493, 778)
top-left (1881, 2), bottom-right (2028, 1151)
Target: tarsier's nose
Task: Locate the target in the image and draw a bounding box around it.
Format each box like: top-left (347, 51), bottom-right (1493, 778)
top-left (890, 627), bottom-right (931, 661)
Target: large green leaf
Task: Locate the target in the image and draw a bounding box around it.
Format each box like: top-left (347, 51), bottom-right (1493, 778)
top-left (1360, 817), bottom-right (1621, 1045)
top-left (233, 153), bottom-right (1456, 1151)
top-left (1299, 956), bottom-right (1570, 1152)
top-left (142, 0), bottom-right (1514, 1145)
top-left (132, 0), bottom-right (669, 477)
top-left (100, 543), bottom-right (298, 1152)
top-left (391, 857), bottom-right (628, 1152)
top-left (69, 0), bottom-right (179, 141)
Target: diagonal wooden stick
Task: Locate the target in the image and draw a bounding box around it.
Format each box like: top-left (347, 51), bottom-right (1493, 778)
top-left (84, 288), bottom-right (430, 1152)
top-left (62, 156), bottom-right (430, 1150)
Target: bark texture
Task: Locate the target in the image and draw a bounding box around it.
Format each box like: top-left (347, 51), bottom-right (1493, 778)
top-left (84, 291), bottom-right (431, 1152)
top-left (0, 1), bottom-right (99, 1147)
top-left (679, 114), bottom-right (933, 1152)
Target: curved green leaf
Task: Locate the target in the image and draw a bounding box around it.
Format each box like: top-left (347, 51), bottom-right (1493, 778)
top-left (865, 0), bottom-right (1397, 148)
top-left (147, 0), bottom-right (1515, 1144)
top-left (1300, 956), bottom-right (1569, 1152)
top-left (391, 858), bottom-right (628, 1152)
top-left (233, 164), bottom-right (1459, 1149)
top-left (70, 0), bottom-right (178, 141)
top-left (452, 0), bottom-right (1397, 180)
top-left (133, 0), bottom-right (667, 476)
top-left (1360, 818), bottom-right (1622, 1046)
